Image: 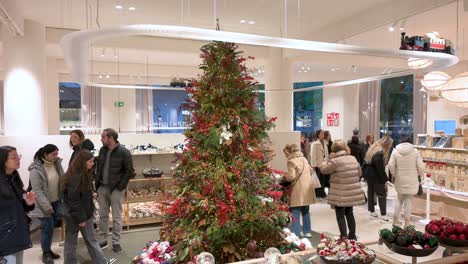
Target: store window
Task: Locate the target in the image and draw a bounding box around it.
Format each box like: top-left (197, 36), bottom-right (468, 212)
top-left (380, 75), bottom-right (414, 143)
top-left (152, 88), bottom-right (189, 134)
top-left (293, 82), bottom-right (323, 137)
top-left (255, 84), bottom-right (265, 113)
top-left (59, 82), bottom-right (81, 133)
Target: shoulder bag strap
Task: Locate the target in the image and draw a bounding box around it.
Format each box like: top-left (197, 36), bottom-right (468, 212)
top-left (290, 159), bottom-right (306, 187)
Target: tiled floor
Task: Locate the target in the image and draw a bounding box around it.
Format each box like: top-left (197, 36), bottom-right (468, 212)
top-left (23, 184), bottom-right (433, 263)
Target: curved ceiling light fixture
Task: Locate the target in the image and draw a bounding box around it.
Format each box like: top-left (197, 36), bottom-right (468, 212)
top-left (61, 24), bottom-right (458, 92)
top-left (420, 71), bottom-right (451, 91)
top-left (441, 72), bottom-right (468, 103)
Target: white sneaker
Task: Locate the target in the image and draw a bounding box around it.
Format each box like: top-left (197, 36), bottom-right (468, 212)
top-left (300, 232), bottom-right (305, 237)
top-left (305, 233), bottom-right (312, 238)
top-left (370, 212), bottom-right (378, 218)
top-left (381, 215), bottom-right (389, 221)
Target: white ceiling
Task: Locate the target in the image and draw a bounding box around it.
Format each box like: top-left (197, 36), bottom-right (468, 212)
top-left (6, 0), bottom-right (459, 81)
top-left (17, 0), bottom-right (393, 37)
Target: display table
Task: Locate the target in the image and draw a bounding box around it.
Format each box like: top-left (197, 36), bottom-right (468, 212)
top-left (412, 188), bottom-right (468, 223)
top-left (365, 240), bottom-right (468, 264)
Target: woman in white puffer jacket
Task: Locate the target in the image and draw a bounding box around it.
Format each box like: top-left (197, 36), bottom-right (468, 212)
top-left (388, 136), bottom-right (425, 228)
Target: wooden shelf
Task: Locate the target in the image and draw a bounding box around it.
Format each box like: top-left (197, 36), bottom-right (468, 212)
top-left (126, 195), bottom-right (162, 203)
top-left (423, 158), bottom-right (468, 166)
top-left (416, 146), bottom-right (468, 153)
top-left (131, 152), bottom-right (178, 156)
top-left (130, 176), bottom-right (174, 182)
top-left (126, 216), bottom-right (163, 226)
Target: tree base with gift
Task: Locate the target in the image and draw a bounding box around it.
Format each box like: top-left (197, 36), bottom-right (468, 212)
top-left (160, 41), bottom-right (290, 263)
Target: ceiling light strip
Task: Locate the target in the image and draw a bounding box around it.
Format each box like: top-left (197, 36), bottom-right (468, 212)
top-left (61, 24), bottom-right (458, 91)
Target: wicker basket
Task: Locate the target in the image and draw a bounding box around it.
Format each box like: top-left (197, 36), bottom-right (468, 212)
top-left (435, 235), bottom-right (468, 247)
top-left (382, 240), bottom-right (438, 257)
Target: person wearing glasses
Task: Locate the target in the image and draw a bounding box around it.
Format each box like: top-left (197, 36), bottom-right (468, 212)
top-left (29, 144), bottom-right (65, 264)
top-left (0, 146), bottom-right (36, 264)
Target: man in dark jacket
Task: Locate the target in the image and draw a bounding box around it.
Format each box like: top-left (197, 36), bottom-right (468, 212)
top-left (96, 128), bottom-right (135, 253)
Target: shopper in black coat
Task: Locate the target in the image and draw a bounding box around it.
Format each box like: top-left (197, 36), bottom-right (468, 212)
top-left (96, 128), bottom-right (135, 252)
top-left (363, 136), bottom-right (393, 221)
top-left (0, 146), bottom-right (36, 264)
top-left (62, 150), bottom-right (113, 264)
top-left (69, 129), bottom-right (95, 166)
top-left (348, 136), bottom-right (365, 167)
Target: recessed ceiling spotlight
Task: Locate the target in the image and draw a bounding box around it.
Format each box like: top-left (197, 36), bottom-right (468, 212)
top-left (128, 6), bottom-right (136, 11)
top-left (248, 21), bottom-right (255, 24)
top-left (106, 75), bottom-right (110, 79)
top-left (331, 68), bottom-right (336, 71)
top-left (388, 26), bottom-right (395, 32)
top-left (400, 81), bottom-right (404, 84)
top-left (240, 20), bottom-right (246, 23)
top-left (115, 5), bottom-right (123, 9)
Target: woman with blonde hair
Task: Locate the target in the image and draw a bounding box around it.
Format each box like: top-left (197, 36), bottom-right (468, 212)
top-left (320, 140), bottom-right (366, 240)
top-left (283, 144), bottom-right (316, 237)
top-left (364, 136), bottom-right (393, 221)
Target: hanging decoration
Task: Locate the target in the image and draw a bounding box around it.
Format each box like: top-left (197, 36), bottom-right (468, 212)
top-left (441, 72), bottom-right (468, 103)
top-left (420, 71), bottom-right (451, 90)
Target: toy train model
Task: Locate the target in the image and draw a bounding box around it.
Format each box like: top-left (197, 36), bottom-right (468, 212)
top-left (400, 32), bottom-right (455, 55)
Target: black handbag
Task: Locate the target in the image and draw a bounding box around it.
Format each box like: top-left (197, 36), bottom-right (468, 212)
top-left (56, 192), bottom-right (70, 218)
top-left (417, 176), bottom-right (424, 196)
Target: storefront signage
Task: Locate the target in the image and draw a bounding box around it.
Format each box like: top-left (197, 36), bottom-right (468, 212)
top-left (327, 112), bottom-right (340, 126)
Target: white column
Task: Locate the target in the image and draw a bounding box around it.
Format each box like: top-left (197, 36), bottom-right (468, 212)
top-left (46, 58), bottom-right (60, 135)
top-left (265, 48), bottom-right (293, 132)
top-left (2, 19), bottom-right (47, 136)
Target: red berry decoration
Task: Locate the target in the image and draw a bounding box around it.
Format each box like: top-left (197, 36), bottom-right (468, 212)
top-left (459, 234), bottom-right (466, 240)
top-left (424, 244), bottom-right (431, 249)
top-left (449, 234), bottom-right (457, 240)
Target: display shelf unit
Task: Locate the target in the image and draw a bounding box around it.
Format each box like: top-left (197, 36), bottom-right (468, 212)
top-left (422, 158), bottom-right (467, 167)
top-left (412, 147), bottom-right (468, 223)
top-left (122, 152), bottom-right (178, 230)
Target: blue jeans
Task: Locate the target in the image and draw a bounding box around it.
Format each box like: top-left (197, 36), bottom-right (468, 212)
top-left (3, 251), bottom-right (24, 264)
top-left (290, 206), bottom-right (311, 236)
top-left (39, 201), bottom-right (59, 253)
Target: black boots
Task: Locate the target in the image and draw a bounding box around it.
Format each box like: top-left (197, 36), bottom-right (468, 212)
top-left (42, 251), bottom-right (60, 263)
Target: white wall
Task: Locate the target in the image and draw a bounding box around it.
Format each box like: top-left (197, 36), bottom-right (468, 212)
top-left (101, 88), bottom-right (137, 132)
top-left (322, 84), bottom-right (360, 141)
top-left (427, 99), bottom-right (467, 134)
top-left (0, 133), bottom-right (186, 184)
top-left (0, 131), bottom-right (295, 185)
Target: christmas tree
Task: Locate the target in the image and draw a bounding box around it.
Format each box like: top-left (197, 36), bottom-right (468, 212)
top-left (161, 41), bottom-right (290, 263)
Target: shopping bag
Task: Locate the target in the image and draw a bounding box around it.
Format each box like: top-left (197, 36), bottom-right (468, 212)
top-left (310, 168), bottom-right (321, 188)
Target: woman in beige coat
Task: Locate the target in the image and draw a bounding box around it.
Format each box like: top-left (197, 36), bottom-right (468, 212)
top-left (320, 140), bottom-right (366, 240)
top-left (283, 144), bottom-right (316, 237)
top-left (310, 130), bottom-right (329, 198)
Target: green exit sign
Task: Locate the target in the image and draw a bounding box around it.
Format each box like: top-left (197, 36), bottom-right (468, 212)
top-left (114, 101), bottom-right (124, 107)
